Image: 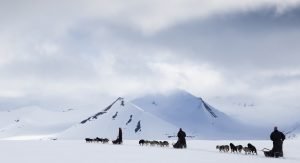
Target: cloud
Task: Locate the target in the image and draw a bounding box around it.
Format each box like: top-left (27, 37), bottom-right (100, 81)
top-left (1, 0), bottom-right (300, 34)
top-left (0, 0), bottom-right (300, 125)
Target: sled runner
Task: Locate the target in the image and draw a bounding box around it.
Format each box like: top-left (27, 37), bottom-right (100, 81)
top-left (262, 148), bottom-right (283, 158)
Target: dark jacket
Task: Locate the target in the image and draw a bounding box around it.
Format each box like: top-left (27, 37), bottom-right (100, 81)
top-left (118, 128), bottom-right (123, 143)
top-left (178, 129), bottom-right (186, 140)
top-left (177, 129), bottom-right (186, 147)
top-left (270, 129), bottom-right (285, 154)
top-left (270, 130), bottom-right (285, 142)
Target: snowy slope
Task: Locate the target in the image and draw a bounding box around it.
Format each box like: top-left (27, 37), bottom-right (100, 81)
top-left (58, 97), bottom-right (179, 139)
top-left (59, 90), bottom-right (266, 140)
top-left (132, 90), bottom-right (266, 139)
top-left (198, 95), bottom-right (261, 126)
top-left (0, 106), bottom-right (93, 139)
top-left (285, 123), bottom-right (300, 139)
top-left (0, 90), bottom-right (268, 140)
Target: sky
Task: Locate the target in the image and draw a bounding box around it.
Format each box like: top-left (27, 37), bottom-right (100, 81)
top-left (0, 0), bottom-right (300, 125)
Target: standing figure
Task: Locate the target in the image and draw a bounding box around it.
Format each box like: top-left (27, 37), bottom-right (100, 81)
top-left (270, 126), bottom-right (285, 157)
top-left (112, 128), bottom-right (123, 144)
top-left (173, 128), bottom-right (187, 148)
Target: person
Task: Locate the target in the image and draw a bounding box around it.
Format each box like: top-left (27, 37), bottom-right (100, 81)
top-left (270, 126), bottom-right (285, 157)
top-left (112, 128), bottom-right (123, 144)
top-left (173, 128), bottom-right (187, 148)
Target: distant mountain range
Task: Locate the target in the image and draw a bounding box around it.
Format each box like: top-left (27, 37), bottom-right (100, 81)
top-left (0, 90), bottom-right (273, 140)
top-left (59, 90), bottom-right (267, 140)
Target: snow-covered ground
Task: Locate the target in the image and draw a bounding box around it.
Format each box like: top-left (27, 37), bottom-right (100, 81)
top-left (0, 90), bottom-right (299, 162)
top-left (0, 140), bottom-right (299, 163)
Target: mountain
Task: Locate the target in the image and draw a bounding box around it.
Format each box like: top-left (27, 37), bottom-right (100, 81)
top-left (0, 90), bottom-right (269, 140)
top-left (58, 90), bottom-right (266, 140)
top-left (132, 90), bottom-right (265, 139)
top-left (0, 106), bottom-right (93, 140)
top-left (58, 97), bottom-right (178, 140)
top-left (285, 122), bottom-right (300, 139)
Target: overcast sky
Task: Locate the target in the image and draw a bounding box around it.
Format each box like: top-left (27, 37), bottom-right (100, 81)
top-left (0, 0), bottom-right (300, 125)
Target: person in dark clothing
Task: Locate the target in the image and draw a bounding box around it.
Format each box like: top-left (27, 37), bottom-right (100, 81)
top-left (112, 128), bottom-right (123, 144)
top-left (173, 128), bottom-right (187, 148)
top-left (118, 128), bottom-right (122, 143)
top-left (270, 126), bottom-right (285, 157)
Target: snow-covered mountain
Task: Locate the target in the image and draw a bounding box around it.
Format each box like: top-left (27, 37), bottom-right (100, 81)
top-left (285, 122), bottom-right (300, 139)
top-left (58, 90), bottom-right (266, 140)
top-left (0, 90), bottom-right (270, 140)
top-left (132, 90), bottom-right (265, 139)
top-left (59, 97), bottom-right (179, 139)
top-left (0, 106), bottom-right (93, 139)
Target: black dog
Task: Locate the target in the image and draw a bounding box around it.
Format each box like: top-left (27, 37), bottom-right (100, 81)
top-left (229, 143), bottom-right (237, 153)
top-left (247, 143), bottom-right (257, 155)
top-left (102, 138), bottom-right (109, 144)
top-left (94, 137), bottom-right (102, 143)
top-left (85, 138), bottom-right (93, 143)
top-left (236, 145), bottom-right (243, 153)
top-left (139, 139), bottom-right (145, 146)
top-left (216, 145), bottom-right (224, 152)
top-left (160, 141), bottom-right (169, 147)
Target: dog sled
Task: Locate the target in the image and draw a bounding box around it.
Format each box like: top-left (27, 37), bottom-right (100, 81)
top-left (262, 148), bottom-right (283, 158)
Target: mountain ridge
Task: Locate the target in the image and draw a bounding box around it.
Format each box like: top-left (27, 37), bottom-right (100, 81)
top-left (57, 89), bottom-right (267, 140)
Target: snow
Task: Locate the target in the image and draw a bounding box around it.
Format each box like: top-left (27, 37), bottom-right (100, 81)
top-left (0, 139), bottom-right (299, 163)
top-left (0, 90), bottom-right (296, 141)
top-left (59, 99), bottom-right (179, 139)
top-left (0, 89), bottom-right (298, 162)
top-left (0, 106), bottom-right (94, 139)
top-left (132, 90), bottom-right (266, 139)
top-left (0, 90), bottom-right (269, 140)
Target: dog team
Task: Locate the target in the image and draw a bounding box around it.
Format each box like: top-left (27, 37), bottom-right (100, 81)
top-left (216, 143), bottom-right (257, 155)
